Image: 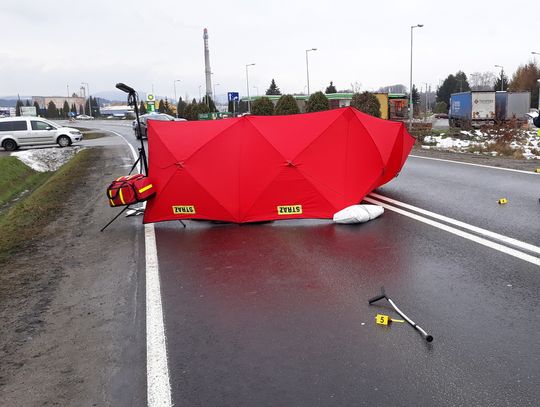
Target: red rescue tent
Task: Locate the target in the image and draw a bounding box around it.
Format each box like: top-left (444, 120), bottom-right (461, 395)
top-left (143, 107), bottom-right (415, 224)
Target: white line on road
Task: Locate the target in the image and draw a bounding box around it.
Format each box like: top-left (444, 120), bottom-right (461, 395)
top-left (145, 223), bottom-right (173, 407)
top-left (109, 129), bottom-right (172, 406)
top-left (364, 196), bottom-right (540, 267)
top-left (369, 192), bottom-right (540, 256)
top-left (410, 154), bottom-right (540, 175)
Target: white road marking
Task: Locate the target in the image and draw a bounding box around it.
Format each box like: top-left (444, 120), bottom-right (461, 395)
top-left (108, 129), bottom-right (172, 406)
top-left (410, 154), bottom-right (540, 175)
top-left (107, 130), bottom-right (142, 173)
top-left (364, 196), bottom-right (540, 267)
top-left (145, 223), bottom-right (173, 406)
top-left (369, 192), bottom-right (540, 256)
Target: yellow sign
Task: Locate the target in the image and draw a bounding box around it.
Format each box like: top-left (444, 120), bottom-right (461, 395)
top-left (277, 205), bottom-right (303, 215)
top-left (375, 314), bottom-right (390, 325)
top-left (172, 205), bottom-right (196, 214)
top-left (147, 93), bottom-right (155, 101)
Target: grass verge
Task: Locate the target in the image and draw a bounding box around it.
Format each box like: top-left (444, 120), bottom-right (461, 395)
top-left (0, 157), bottom-right (53, 209)
top-left (0, 149), bottom-right (95, 263)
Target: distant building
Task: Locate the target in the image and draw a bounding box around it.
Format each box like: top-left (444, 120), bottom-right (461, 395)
top-left (33, 96), bottom-right (86, 112)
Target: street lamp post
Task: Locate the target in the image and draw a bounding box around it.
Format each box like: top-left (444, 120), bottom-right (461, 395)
top-left (495, 65), bottom-right (504, 91)
top-left (245, 63), bottom-right (255, 113)
top-left (82, 82), bottom-right (90, 117)
top-left (305, 48), bottom-right (317, 96)
top-left (409, 24), bottom-right (423, 128)
top-left (173, 79), bottom-right (181, 117)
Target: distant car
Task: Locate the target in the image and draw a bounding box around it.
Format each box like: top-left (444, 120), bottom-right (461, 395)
top-left (132, 113), bottom-right (187, 139)
top-left (0, 117), bottom-right (83, 151)
top-left (77, 114), bottom-right (94, 120)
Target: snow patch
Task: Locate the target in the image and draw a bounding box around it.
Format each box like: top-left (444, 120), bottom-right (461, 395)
top-left (11, 147), bottom-right (84, 172)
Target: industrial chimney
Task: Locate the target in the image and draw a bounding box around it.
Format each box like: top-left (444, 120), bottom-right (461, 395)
top-left (203, 28), bottom-right (213, 101)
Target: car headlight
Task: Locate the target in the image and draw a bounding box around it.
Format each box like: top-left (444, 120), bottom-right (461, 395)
top-left (69, 130), bottom-right (81, 135)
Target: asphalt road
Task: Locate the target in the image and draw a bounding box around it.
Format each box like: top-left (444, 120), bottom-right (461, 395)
top-left (85, 121), bottom-right (540, 406)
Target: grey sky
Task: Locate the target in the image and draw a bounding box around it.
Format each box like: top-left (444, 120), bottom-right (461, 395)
top-left (1, 0), bottom-right (537, 100)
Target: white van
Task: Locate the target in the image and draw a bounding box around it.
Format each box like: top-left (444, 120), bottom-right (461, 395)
top-left (0, 117), bottom-right (83, 151)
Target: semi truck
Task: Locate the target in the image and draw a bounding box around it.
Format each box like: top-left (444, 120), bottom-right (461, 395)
top-left (449, 91), bottom-right (530, 127)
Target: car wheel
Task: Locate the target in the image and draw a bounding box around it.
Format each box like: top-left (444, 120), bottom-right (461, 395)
top-left (2, 139), bottom-right (17, 151)
top-left (57, 135), bottom-right (71, 147)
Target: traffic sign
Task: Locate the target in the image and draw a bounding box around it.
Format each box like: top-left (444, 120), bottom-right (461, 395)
top-left (227, 92), bottom-right (239, 102)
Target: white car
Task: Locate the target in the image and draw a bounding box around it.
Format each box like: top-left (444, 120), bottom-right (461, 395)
top-left (76, 114), bottom-right (94, 120)
top-left (0, 117), bottom-right (83, 151)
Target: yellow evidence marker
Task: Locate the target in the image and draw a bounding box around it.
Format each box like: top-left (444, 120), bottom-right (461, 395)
top-left (498, 198), bottom-right (508, 205)
top-left (375, 314), bottom-right (405, 325)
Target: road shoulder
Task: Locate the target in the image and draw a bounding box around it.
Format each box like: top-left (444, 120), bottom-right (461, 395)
top-left (0, 145), bottom-right (146, 406)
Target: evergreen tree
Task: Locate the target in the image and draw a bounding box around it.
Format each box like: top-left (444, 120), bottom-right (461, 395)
top-left (33, 101), bottom-right (41, 116)
top-left (202, 95), bottom-right (217, 112)
top-left (325, 81), bottom-right (337, 94)
top-left (25, 99), bottom-right (31, 106)
top-left (350, 92), bottom-right (381, 117)
top-left (411, 85), bottom-right (420, 117)
top-left (79, 105), bottom-right (84, 115)
top-left (15, 100), bottom-right (24, 116)
top-left (436, 71), bottom-right (471, 106)
top-left (265, 79), bottom-right (282, 95)
top-left (63, 100), bottom-right (70, 118)
top-left (433, 101), bottom-right (448, 114)
top-left (46, 101), bottom-right (58, 118)
top-left (177, 98), bottom-right (187, 118)
top-left (493, 73), bottom-right (509, 92)
top-left (71, 103), bottom-right (77, 113)
top-left (251, 97), bottom-right (274, 115)
top-left (306, 91), bottom-right (330, 112)
top-left (184, 103), bottom-right (194, 120)
top-left (139, 101), bottom-right (147, 115)
top-left (158, 99), bottom-right (165, 113)
top-left (91, 96), bottom-right (100, 117)
top-left (274, 95), bottom-right (299, 115)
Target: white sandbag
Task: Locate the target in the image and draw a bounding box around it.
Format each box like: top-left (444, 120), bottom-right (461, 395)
top-left (333, 204), bottom-right (384, 224)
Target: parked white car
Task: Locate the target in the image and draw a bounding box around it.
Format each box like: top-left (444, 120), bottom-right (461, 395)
top-left (0, 117), bottom-right (83, 151)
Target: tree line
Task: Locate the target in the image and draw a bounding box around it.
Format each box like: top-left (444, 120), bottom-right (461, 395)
top-left (434, 61), bottom-right (540, 113)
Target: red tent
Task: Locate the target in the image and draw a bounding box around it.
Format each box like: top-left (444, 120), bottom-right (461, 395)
top-left (143, 107), bottom-right (414, 224)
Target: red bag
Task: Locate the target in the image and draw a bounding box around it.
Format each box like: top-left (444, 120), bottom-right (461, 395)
top-left (107, 174), bottom-right (155, 207)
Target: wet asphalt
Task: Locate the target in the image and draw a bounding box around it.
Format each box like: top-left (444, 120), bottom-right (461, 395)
top-left (92, 121), bottom-right (540, 406)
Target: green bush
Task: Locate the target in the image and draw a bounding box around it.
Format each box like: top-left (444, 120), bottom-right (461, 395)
top-left (350, 92), bottom-right (381, 117)
top-left (251, 97), bottom-right (274, 115)
top-left (306, 92), bottom-right (329, 113)
top-left (274, 95), bottom-right (300, 115)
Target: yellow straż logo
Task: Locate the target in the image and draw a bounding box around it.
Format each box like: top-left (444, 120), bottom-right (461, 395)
top-left (173, 205), bottom-right (196, 214)
top-left (277, 205), bottom-right (302, 215)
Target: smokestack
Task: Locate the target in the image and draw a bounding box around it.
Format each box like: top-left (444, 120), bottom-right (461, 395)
top-left (203, 28), bottom-right (213, 100)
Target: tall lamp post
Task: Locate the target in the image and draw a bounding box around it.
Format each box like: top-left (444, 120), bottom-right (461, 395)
top-left (305, 48), bottom-right (317, 96)
top-left (495, 65), bottom-right (504, 91)
top-left (173, 79), bottom-right (181, 117)
top-left (409, 24), bottom-right (423, 128)
top-left (245, 63), bottom-right (256, 113)
top-left (81, 82), bottom-right (90, 117)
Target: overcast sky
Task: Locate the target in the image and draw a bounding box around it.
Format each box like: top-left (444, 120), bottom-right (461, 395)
top-left (1, 0), bottom-right (538, 101)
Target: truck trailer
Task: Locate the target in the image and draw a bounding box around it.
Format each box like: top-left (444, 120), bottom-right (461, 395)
top-left (449, 91), bottom-right (530, 127)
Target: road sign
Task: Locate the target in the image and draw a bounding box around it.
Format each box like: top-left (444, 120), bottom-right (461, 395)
top-left (227, 92), bottom-right (239, 102)
top-left (147, 93), bottom-right (155, 102)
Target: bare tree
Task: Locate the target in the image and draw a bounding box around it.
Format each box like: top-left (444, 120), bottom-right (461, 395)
top-left (469, 71), bottom-right (496, 91)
